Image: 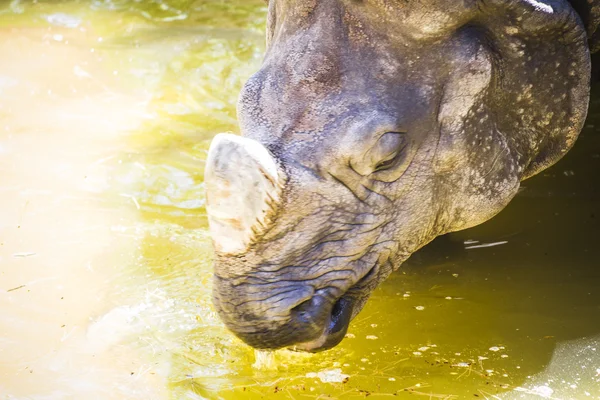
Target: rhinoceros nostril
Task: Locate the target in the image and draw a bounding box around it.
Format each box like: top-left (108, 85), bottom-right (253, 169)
top-left (290, 294), bottom-right (329, 324)
top-left (328, 296), bottom-right (353, 335)
top-left (331, 297), bottom-right (344, 320)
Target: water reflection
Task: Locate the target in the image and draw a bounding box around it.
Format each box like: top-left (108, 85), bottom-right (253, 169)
top-left (0, 1), bottom-right (599, 399)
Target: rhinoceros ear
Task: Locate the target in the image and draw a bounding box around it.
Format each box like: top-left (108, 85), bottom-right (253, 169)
top-left (482, 0), bottom-right (591, 178)
top-left (204, 133), bottom-right (285, 255)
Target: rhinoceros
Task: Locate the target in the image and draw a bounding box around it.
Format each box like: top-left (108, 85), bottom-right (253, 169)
top-left (204, 0), bottom-right (600, 352)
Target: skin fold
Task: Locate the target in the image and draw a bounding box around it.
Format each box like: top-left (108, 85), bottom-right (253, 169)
top-left (205, 0), bottom-right (597, 352)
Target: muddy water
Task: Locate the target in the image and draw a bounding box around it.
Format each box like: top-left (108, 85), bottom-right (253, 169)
top-left (0, 1), bottom-right (599, 399)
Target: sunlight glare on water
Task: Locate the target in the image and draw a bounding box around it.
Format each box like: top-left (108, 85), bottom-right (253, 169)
top-left (0, 1), bottom-right (599, 399)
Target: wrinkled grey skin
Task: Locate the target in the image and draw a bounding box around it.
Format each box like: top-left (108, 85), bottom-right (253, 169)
top-left (209, 0), bottom-right (598, 351)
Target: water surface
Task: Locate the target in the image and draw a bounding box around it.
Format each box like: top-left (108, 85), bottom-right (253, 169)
top-left (0, 1), bottom-right (599, 399)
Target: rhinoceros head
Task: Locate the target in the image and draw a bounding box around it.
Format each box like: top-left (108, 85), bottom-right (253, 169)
top-left (205, 0), bottom-right (591, 351)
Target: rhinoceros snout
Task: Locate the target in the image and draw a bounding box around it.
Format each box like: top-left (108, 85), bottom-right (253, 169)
top-left (212, 277), bottom-right (354, 351)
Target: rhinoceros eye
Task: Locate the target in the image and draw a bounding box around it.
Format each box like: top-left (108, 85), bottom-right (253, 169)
top-left (371, 132), bottom-right (408, 173)
top-left (374, 156), bottom-right (396, 172)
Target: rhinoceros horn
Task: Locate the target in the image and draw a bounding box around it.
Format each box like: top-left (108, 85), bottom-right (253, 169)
top-left (205, 133), bottom-right (284, 255)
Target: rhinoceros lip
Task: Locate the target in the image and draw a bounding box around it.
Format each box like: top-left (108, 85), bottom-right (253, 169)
top-left (292, 295), bottom-right (354, 352)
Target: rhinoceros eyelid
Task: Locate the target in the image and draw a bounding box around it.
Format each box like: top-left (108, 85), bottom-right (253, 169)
top-left (371, 132), bottom-right (408, 172)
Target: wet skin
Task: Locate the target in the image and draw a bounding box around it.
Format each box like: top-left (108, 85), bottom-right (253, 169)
top-left (205, 0), bottom-right (598, 351)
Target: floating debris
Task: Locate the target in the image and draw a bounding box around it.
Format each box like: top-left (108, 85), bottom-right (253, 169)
top-left (306, 369), bottom-right (349, 383)
top-left (73, 65), bottom-right (91, 79)
top-left (366, 335), bottom-right (378, 340)
top-left (415, 306), bottom-right (425, 311)
top-left (13, 252), bottom-right (36, 258)
top-left (514, 385), bottom-right (554, 398)
top-left (45, 13), bottom-right (82, 28)
top-left (489, 346), bottom-right (500, 352)
top-left (418, 346), bottom-right (430, 352)
top-left (465, 241), bottom-right (508, 250)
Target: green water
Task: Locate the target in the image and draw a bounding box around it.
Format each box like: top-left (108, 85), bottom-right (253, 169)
top-left (0, 1), bottom-right (599, 399)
